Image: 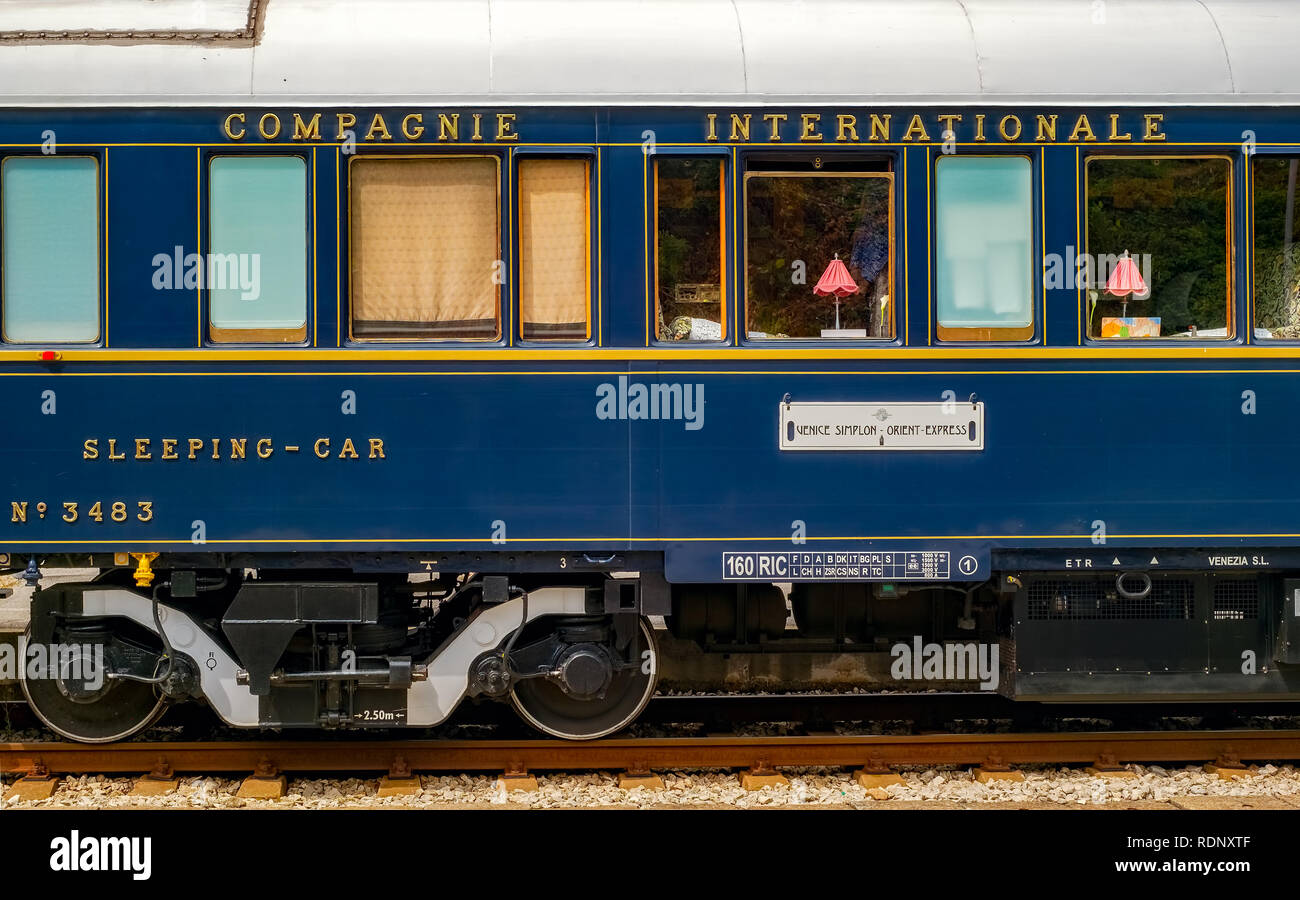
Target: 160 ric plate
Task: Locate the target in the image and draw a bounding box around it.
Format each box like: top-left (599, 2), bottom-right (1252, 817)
top-left (779, 401), bottom-right (984, 451)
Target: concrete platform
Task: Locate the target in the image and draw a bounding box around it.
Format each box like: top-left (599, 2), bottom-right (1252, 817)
top-left (1, 570), bottom-right (116, 692)
top-left (0, 569), bottom-right (99, 635)
top-left (0, 579), bottom-right (29, 635)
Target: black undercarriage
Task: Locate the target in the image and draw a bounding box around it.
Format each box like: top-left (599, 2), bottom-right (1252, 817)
top-left (8, 552), bottom-right (1300, 743)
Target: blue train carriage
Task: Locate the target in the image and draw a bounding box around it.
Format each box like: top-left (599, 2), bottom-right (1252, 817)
top-left (1, 0), bottom-right (1299, 742)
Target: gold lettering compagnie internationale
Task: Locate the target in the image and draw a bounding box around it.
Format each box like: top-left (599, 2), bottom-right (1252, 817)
top-left (225, 109), bottom-right (1166, 146)
top-left (704, 110), bottom-right (1172, 143)
top-left (83, 438), bottom-right (386, 460)
top-left (223, 110), bottom-right (513, 143)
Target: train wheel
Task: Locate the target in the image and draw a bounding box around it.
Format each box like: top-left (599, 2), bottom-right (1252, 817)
top-left (510, 617), bottom-right (658, 740)
top-left (20, 630), bottom-right (166, 743)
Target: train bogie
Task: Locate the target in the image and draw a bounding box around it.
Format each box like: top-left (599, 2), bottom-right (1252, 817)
top-left (18, 567), bottom-right (660, 741)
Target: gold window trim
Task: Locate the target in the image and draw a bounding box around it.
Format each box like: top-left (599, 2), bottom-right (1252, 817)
top-left (1083, 153), bottom-right (1235, 342)
top-left (934, 153), bottom-right (1036, 343)
top-left (206, 153), bottom-right (309, 345)
top-left (1248, 154), bottom-right (1300, 341)
top-left (653, 156), bottom-right (727, 344)
top-left (742, 169), bottom-right (895, 342)
top-left (210, 324), bottom-right (307, 343)
top-left (346, 153), bottom-right (503, 344)
top-left (0, 154), bottom-right (102, 345)
top-left (516, 156), bottom-right (592, 342)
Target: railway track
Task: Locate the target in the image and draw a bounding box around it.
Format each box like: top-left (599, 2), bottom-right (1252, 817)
top-left (4, 730), bottom-right (1299, 779)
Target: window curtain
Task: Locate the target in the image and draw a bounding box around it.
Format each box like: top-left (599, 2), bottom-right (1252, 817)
top-left (518, 158), bottom-right (589, 338)
top-left (350, 157), bottom-right (498, 336)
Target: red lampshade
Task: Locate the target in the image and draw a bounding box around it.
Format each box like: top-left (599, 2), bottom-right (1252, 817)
top-left (813, 256), bottom-right (859, 299)
top-left (1105, 252), bottom-right (1147, 297)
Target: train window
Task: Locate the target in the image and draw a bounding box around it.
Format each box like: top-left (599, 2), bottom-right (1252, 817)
top-left (655, 158), bottom-right (725, 342)
top-left (518, 158), bottom-right (590, 341)
top-left (1251, 156), bottom-right (1300, 339)
top-left (744, 171), bottom-right (893, 340)
top-left (1, 156), bottom-right (99, 343)
top-left (935, 156), bottom-right (1034, 341)
top-left (1085, 156), bottom-right (1232, 340)
top-left (208, 156), bottom-right (308, 343)
top-left (349, 156), bottom-right (500, 341)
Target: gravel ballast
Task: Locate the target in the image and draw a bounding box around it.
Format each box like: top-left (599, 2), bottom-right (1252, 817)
top-left (5, 764), bottom-right (1300, 809)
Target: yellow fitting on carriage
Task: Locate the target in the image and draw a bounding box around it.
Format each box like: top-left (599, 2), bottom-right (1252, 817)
top-left (130, 552), bottom-right (160, 588)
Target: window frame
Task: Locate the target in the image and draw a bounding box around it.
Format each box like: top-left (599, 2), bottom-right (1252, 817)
top-left (345, 152), bottom-right (504, 344)
top-left (204, 151), bottom-right (312, 345)
top-left (512, 151), bottom-right (595, 345)
top-left (1248, 149), bottom-right (1300, 342)
top-left (0, 153), bottom-right (104, 345)
top-left (933, 152), bottom-right (1038, 343)
top-left (652, 153), bottom-right (729, 346)
top-left (1082, 152), bottom-right (1236, 343)
top-left (741, 166), bottom-right (896, 344)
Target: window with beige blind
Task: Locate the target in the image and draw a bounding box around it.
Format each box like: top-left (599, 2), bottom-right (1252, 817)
top-left (349, 156), bottom-right (500, 340)
top-left (517, 158), bottom-right (591, 341)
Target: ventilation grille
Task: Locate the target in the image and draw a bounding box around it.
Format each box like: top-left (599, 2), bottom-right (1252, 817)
top-left (1213, 580), bottom-right (1260, 621)
top-left (1027, 578), bottom-right (1195, 620)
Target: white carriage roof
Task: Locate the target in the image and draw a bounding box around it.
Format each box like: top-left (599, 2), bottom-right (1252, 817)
top-left (0, 0), bottom-right (1296, 106)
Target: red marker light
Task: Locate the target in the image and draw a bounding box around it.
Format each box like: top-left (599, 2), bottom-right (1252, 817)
top-left (39, 350), bottom-right (60, 362)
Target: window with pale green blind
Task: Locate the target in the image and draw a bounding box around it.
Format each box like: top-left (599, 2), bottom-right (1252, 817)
top-left (935, 156), bottom-right (1034, 340)
top-left (209, 156), bottom-right (308, 342)
top-left (2, 156), bottom-right (100, 343)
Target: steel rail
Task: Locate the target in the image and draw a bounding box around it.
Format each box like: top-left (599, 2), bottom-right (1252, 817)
top-left (3, 731), bottom-right (1300, 776)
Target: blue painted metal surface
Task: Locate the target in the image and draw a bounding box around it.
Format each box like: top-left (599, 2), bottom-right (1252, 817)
top-left (0, 105), bottom-right (1294, 582)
